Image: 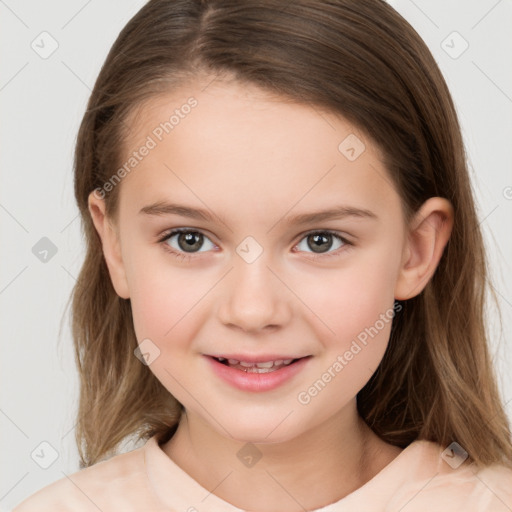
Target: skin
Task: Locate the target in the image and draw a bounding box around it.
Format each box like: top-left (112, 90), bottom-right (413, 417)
top-left (88, 76), bottom-right (453, 511)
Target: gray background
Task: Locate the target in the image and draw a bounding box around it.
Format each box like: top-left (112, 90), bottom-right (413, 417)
top-left (1, 1), bottom-right (511, 510)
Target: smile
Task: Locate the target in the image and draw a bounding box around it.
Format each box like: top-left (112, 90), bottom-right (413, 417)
top-left (213, 357), bottom-right (297, 373)
top-left (205, 355), bottom-right (312, 392)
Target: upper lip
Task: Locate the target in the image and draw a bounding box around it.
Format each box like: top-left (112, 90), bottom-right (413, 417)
top-left (206, 354), bottom-right (310, 363)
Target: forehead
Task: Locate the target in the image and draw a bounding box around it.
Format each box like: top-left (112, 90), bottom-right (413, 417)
top-left (117, 79), bottom-right (400, 224)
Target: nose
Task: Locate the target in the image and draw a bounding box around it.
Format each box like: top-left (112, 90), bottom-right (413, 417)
top-left (217, 254), bottom-right (292, 333)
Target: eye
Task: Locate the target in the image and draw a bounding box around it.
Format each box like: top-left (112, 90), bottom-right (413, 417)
top-left (158, 228), bottom-right (352, 262)
top-left (158, 228), bottom-right (216, 261)
top-left (293, 230), bottom-right (351, 259)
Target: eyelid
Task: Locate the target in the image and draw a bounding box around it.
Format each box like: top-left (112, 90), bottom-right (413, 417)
top-left (292, 228), bottom-right (354, 245)
top-left (157, 227), bottom-right (218, 245)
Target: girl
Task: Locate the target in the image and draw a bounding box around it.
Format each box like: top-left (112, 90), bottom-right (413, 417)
top-left (14, 0), bottom-right (512, 510)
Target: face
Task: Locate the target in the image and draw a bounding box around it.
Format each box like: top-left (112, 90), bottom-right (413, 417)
top-left (95, 78), bottom-right (410, 443)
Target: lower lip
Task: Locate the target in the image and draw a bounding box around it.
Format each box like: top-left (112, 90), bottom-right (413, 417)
top-left (205, 356), bottom-right (311, 392)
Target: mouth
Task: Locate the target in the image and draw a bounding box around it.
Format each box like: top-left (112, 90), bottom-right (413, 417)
top-left (208, 355), bottom-right (308, 373)
top-left (205, 354), bottom-right (312, 392)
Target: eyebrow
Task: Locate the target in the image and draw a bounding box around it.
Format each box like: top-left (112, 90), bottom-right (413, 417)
top-left (138, 201), bottom-right (378, 225)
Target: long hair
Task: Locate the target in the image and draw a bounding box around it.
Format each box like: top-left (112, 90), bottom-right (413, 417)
top-left (69, 0), bottom-right (512, 468)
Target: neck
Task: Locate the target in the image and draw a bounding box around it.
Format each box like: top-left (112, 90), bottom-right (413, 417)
top-left (162, 401), bottom-right (401, 511)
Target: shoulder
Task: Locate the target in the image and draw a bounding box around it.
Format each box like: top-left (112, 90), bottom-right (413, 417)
top-left (388, 440), bottom-right (512, 511)
top-left (12, 438), bottom-right (163, 512)
top-left (412, 462), bottom-right (512, 511)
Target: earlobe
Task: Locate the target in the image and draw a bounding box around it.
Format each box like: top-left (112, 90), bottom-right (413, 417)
top-left (87, 192), bottom-right (130, 299)
top-left (394, 197), bottom-right (454, 300)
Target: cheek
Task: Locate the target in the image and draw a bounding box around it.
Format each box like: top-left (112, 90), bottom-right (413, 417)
top-left (292, 249), bottom-right (399, 395)
top-left (336, 255), bottom-right (401, 384)
top-left (295, 250), bottom-right (399, 339)
top-left (126, 251), bottom-right (206, 343)
top-left (296, 279), bottom-right (396, 412)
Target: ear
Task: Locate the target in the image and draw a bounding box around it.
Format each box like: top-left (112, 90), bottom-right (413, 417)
top-left (394, 197), bottom-right (454, 300)
top-left (88, 191), bottom-right (130, 299)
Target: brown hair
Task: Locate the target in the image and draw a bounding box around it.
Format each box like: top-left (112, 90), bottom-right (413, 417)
top-left (69, 0), bottom-right (512, 468)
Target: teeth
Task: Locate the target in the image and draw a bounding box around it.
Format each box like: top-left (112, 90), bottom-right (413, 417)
top-left (248, 367), bottom-right (276, 373)
top-left (255, 361), bottom-right (274, 368)
top-left (216, 357), bottom-right (298, 372)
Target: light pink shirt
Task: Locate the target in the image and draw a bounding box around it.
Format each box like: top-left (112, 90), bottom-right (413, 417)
top-left (13, 435), bottom-right (512, 511)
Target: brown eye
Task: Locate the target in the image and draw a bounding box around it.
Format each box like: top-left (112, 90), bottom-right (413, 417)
top-left (307, 233), bottom-right (334, 253)
top-left (159, 229), bottom-right (215, 254)
top-left (295, 231), bottom-right (347, 255)
top-left (177, 231), bottom-right (203, 252)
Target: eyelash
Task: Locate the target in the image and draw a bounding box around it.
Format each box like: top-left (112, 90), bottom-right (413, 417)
top-left (157, 228), bottom-right (353, 263)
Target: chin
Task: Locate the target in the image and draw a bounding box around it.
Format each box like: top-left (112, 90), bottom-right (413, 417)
top-left (215, 414), bottom-right (305, 445)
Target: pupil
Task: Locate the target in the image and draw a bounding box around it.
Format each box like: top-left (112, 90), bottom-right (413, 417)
top-left (309, 233), bottom-right (331, 253)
